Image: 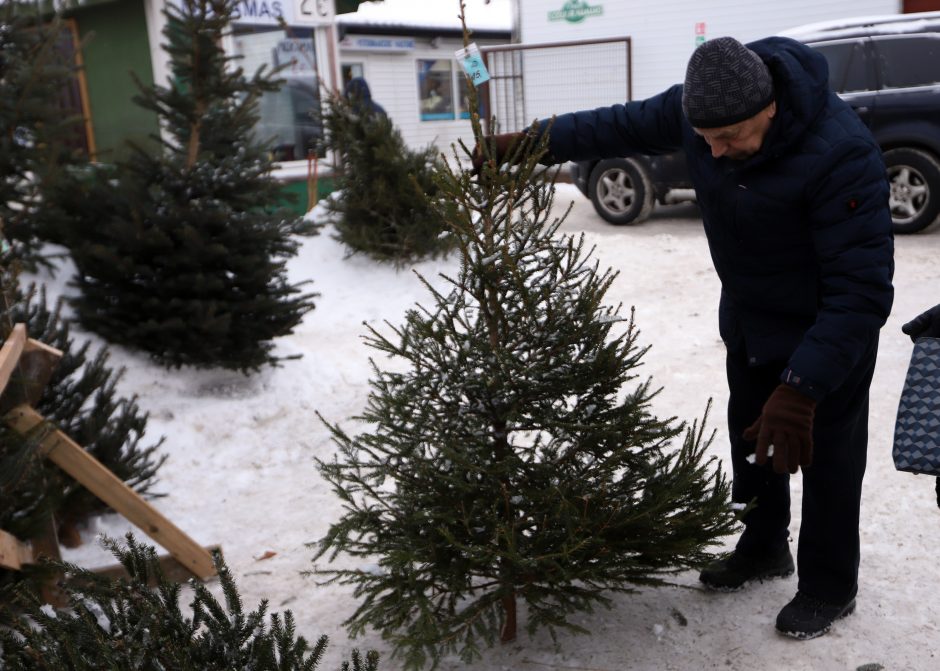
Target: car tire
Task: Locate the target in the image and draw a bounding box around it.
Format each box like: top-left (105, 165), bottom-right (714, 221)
top-left (587, 158), bottom-right (655, 225)
top-left (884, 147), bottom-right (940, 234)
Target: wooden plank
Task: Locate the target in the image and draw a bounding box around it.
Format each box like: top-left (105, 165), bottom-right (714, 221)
top-left (0, 528), bottom-right (32, 570)
top-left (90, 545), bottom-right (222, 586)
top-left (15, 339), bottom-right (65, 409)
top-left (31, 513), bottom-right (67, 607)
top-left (4, 405), bottom-right (216, 580)
top-left (30, 514), bottom-right (62, 565)
top-left (0, 323), bottom-right (27, 397)
top-left (24, 338), bottom-right (64, 361)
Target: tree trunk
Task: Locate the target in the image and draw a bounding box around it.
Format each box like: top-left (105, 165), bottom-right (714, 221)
top-left (500, 589), bottom-right (517, 643)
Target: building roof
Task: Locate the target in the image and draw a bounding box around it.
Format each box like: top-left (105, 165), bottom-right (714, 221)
top-left (336, 0), bottom-right (513, 37)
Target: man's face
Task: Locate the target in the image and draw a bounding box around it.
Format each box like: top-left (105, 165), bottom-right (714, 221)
top-left (694, 102), bottom-right (776, 161)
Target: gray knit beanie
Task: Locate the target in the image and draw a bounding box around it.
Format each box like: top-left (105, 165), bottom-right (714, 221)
top-left (682, 37), bottom-right (774, 128)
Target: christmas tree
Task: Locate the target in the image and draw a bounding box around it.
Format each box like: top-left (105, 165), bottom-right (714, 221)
top-left (313, 7), bottom-right (737, 668)
top-left (322, 85), bottom-right (453, 265)
top-left (58, 0), bottom-right (316, 371)
top-left (0, 246), bottom-right (164, 592)
top-left (0, 534), bottom-right (380, 671)
top-left (1, 282), bottom-right (166, 535)
top-left (0, 3), bottom-right (84, 268)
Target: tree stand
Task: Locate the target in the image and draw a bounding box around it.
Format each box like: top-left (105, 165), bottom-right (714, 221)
top-left (0, 323), bottom-right (217, 602)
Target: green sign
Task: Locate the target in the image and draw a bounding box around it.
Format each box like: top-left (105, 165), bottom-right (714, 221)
top-left (548, 0), bottom-right (603, 23)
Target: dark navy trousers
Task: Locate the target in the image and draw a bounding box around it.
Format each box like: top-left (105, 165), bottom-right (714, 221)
top-left (726, 335), bottom-right (878, 604)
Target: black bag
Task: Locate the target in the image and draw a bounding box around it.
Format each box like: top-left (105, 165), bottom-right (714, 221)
top-left (893, 337), bottom-right (940, 476)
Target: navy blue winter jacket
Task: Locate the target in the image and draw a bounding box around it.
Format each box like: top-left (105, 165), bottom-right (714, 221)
top-left (344, 77), bottom-right (388, 119)
top-left (543, 36), bottom-right (894, 401)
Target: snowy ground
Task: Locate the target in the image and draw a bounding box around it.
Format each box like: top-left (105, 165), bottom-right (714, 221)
top-left (37, 183), bottom-right (940, 671)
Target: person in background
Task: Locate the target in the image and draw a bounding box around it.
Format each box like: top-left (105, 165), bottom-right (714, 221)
top-left (476, 36), bottom-right (894, 640)
top-left (901, 303), bottom-right (940, 509)
top-left (343, 76), bottom-right (387, 119)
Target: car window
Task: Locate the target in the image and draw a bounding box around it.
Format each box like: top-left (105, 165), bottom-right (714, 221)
top-left (873, 34), bottom-right (940, 89)
top-left (809, 40), bottom-right (870, 94)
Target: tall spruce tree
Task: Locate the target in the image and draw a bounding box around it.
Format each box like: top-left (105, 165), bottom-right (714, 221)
top-left (322, 87), bottom-right (452, 265)
top-left (58, 0), bottom-right (316, 371)
top-left (313, 9), bottom-right (737, 669)
top-left (0, 534), bottom-right (381, 671)
top-left (0, 3), bottom-right (83, 268)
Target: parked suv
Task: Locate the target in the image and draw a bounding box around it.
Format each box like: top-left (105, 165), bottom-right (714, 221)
top-left (571, 11), bottom-right (940, 234)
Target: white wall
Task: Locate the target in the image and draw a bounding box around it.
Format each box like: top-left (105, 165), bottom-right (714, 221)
top-left (519, 0), bottom-right (900, 105)
top-left (341, 35), bottom-right (508, 158)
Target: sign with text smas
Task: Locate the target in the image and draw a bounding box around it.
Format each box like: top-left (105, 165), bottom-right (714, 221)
top-left (234, 0), bottom-right (334, 27)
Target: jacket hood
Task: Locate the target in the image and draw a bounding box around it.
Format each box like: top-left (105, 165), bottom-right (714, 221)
top-left (343, 76), bottom-right (387, 118)
top-left (344, 77), bottom-right (373, 101)
top-left (747, 36), bottom-right (831, 150)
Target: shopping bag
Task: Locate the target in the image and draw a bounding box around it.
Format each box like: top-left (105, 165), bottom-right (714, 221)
top-left (893, 337), bottom-right (940, 476)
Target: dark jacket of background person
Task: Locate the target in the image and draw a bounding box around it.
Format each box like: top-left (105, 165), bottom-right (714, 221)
top-left (541, 36), bottom-right (894, 402)
top-left (343, 77), bottom-right (387, 119)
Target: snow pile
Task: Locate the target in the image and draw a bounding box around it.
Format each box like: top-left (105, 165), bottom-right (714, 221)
top-left (336, 0), bottom-right (512, 32)
top-left (35, 186), bottom-right (940, 671)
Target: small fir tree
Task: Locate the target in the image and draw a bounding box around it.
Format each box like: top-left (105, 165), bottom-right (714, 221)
top-left (322, 88), bottom-right (452, 265)
top-left (0, 283), bottom-right (166, 534)
top-left (313, 8), bottom-right (737, 668)
top-left (0, 4), bottom-right (84, 268)
top-left (0, 534), bottom-right (381, 671)
top-left (0, 250), bottom-right (163, 587)
top-left (58, 0), bottom-right (316, 371)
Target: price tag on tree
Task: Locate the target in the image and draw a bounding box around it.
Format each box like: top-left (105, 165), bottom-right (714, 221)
top-left (455, 43), bottom-right (490, 87)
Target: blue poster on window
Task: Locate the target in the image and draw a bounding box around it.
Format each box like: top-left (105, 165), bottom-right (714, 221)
top-left (417, 59), bottom-right (456, 121)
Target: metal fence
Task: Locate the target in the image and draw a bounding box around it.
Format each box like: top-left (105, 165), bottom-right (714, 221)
top-left (480, 37), bottom-right (632, 134)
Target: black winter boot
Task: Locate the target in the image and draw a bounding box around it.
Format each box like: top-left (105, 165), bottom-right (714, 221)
top-left (775, 590), bottom-right (856, 640)
top-left (699, 546), bottom-right (794, 592)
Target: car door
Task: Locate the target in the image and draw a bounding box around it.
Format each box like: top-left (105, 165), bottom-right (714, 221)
top-left (808, 38), bottom-right (878, 128)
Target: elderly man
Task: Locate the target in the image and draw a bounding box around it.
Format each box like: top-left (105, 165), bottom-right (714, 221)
top-left (480, 36), bottom-right (894, 639)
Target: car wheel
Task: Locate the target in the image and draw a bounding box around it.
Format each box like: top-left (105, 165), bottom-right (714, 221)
top-left (884, 148), bottom-right (940, 234)
top-left (587, 158), bottom-right (655, 225)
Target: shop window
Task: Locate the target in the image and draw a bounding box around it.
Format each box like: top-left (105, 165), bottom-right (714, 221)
top-left (417, 59), bottom-right (455, 120)
top-left (341, 62), bottom-right (364, 88)
top-left (417, 58), bottom-right (482, 121)
top-left (232, 25), bottom-right (324, 162)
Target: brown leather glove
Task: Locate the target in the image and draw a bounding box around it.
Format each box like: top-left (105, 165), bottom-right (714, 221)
top-left (743, 384), bottom-right (817, 474)
top-left (471, 132), bottom-right (525, 175)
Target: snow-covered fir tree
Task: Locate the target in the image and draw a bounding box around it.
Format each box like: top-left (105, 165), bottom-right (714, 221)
top-left (57, 0), bottom-right (316, 371)
top-left (322, 86), bottom-right (453, 265)
top-left (313, 9), bottom-right (737, 668)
